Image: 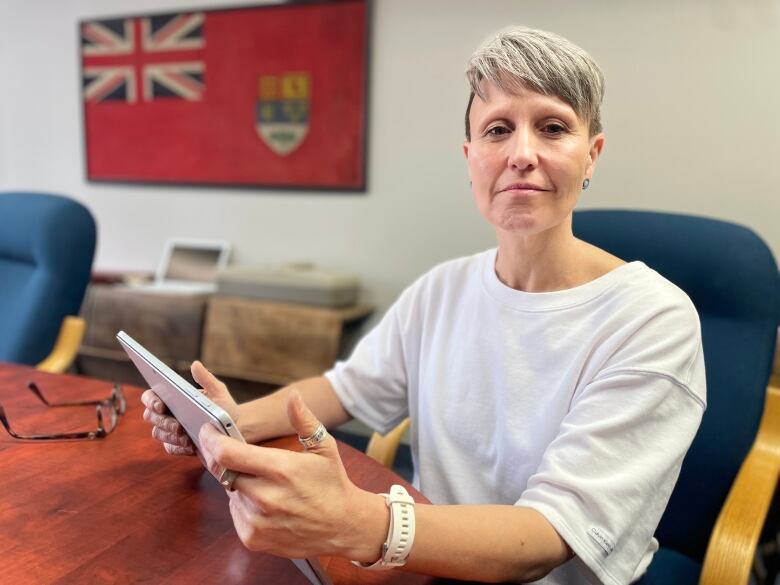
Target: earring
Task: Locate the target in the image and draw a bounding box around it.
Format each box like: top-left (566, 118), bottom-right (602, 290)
top-left (582, 178), bottom-right (590, 190)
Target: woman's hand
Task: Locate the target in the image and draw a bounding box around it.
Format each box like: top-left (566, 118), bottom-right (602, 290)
top-left (198, 390), bottom-right (389, 562)
top-left (141, 360), bottom-right (240, 456)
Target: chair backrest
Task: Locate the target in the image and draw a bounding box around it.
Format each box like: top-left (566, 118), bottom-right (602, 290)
top-left (573, 209), bottom-right (779, 562)
top-left (0, 192), bottom-right (96, 365)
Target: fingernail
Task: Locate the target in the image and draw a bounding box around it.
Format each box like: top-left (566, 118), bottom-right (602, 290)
top-left (153, 400), bottom-right (163, 413)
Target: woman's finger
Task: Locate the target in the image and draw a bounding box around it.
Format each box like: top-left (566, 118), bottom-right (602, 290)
top-left (228, 492), bottom-right (269, 550)
top-left (191, 361), bottom-right (230, 400)
top-left (141, 390), bottom-right (166, 414)
top-left (199, 423), bottom-right (293, 480)
top-left (164, 442), bottom-right (195, 456)
top-left (286, 390), bottom-right (337, 457)
top-left (152, 425), bottom-right (192, 448)
top-left (142, 408), bottom-right (183, 434)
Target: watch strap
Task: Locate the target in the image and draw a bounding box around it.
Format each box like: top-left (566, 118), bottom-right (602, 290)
top-left (352, 484), bottom-right (416, 570)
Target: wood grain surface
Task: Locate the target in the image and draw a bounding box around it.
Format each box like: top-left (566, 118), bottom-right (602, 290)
top-left (202, 296), bottom-right (373, 385)
top-left (0, 363), bottom-right (435, 585)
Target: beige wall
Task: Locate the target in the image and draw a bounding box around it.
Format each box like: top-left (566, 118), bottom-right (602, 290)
top-left (0, 0), bottom-right (777, 318)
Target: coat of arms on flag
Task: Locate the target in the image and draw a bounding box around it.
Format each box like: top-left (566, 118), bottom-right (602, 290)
top-left (256, 73), bottom-right (310, 156)
top-left (80, 0), bottom-right (367, 190)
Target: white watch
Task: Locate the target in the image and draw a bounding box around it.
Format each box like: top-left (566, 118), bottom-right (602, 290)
top-left (352, 484), bottom-right (416, 570)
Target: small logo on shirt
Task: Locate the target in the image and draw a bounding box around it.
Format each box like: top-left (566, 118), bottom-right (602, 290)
top-left (588, 526), bottom-right (615, 556)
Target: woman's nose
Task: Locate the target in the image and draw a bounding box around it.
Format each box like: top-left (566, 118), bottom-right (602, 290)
top-left (507, 128), bottom-right (539, 170)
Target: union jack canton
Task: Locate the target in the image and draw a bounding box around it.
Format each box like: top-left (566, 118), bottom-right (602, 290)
top-left (81, 13), bottom-right (205, 103)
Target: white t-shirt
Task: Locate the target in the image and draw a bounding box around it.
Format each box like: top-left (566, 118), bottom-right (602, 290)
top-left (325, 249), bottom-right (706, 585)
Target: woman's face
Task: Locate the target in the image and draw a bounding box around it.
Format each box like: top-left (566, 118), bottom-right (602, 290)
top-left (464, 80), bottom-right (604, 236)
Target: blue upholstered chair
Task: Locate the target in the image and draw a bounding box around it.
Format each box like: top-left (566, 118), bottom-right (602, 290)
top-left (0, 192), bottom-right (96, 369)
top-left (573, 209), bottom-right (780, 585)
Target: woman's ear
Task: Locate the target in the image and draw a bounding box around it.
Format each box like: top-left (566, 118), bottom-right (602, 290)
top-left (586, 133), bottom-right (605, 175)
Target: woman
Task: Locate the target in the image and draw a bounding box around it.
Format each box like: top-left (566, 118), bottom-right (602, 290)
top-left (143, 26), bottom-right (705, 584)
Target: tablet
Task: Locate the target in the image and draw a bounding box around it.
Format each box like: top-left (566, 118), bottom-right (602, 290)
top-left (116, 330), bottom-right (244, 450)
top-left (116, 331), bottom-right (333, 585)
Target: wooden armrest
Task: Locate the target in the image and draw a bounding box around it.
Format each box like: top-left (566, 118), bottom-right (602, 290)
top-left (36, 316), bottom-right (86, 374)
top-left (365, 417), bottom-right (411, 468)
top-left (700, 385), bottom-right (780, 585)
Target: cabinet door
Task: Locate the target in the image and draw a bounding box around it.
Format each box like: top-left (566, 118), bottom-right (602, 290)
top-left (202, 296), bottom-right (344, 385)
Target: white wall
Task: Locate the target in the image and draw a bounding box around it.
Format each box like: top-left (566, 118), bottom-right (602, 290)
top-left (1, 0), bottom-right (778, 318)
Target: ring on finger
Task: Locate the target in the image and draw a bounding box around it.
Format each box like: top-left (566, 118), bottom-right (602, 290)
top-left (298, 423), bottom-right (327, 450)
top-left (219, 468), bottom-right (240, 491)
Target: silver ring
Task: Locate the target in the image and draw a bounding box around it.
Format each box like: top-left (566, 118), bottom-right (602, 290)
top-left (218, 468), bottom-right (239, 491)
top-left (298, 423), bottom-right (327, 450)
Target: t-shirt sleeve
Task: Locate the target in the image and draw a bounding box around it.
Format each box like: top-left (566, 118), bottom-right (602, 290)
top-left (325, 298), bottom-right (411, 436)
top-left (516, 370), bottom-right (705, 585)
top-left (516, 282), bottom-right (706, 585)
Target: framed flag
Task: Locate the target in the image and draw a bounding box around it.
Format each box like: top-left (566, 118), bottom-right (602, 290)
top-left (80, 0), bottom-right (368, 190)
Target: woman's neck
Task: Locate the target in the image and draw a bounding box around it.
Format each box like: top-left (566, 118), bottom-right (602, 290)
top-left (494, 224), bottom-right (623, 293)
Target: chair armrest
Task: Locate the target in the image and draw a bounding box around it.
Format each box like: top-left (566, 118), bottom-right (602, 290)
top-left (36, 316), bottom-right (86, 374)
top-left (365, 417), bottom-right (411, 468)
top-left (700, 384), bottom-right (780, 585)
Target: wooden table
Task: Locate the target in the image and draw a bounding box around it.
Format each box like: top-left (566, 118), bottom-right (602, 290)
top-left (0, 364), bottom-right (434, 585)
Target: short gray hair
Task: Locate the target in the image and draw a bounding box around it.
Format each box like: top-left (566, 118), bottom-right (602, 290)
top-left (465, 26), bottom-right (605, 139)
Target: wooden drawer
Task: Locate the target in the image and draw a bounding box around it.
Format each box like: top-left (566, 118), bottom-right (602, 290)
top-left (202, 296), bottom-right (372, 385)
top-left (78, 285), bottom-right (208, 382)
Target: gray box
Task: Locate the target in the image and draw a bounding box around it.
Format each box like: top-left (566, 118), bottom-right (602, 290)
top-left (216, 263), bottom-right (359, 307)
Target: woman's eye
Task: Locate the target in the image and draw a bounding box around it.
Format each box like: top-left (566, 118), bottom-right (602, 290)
top-left (542, 123), bottom-right (567, 135)
top-left (485, 126), bottom-right (510, 137)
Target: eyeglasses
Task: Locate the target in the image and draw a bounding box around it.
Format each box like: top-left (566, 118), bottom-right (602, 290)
top-left (0, 381), bottom-right (126, 441)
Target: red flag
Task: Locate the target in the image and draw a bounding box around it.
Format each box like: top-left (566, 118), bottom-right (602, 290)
top-left (81, 0), bottom-right (367, 189)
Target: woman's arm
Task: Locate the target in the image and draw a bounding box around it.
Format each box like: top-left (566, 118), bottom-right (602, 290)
top-left (236, 375), bottom-right (352, 443)
top-left (198, 391), bottom-right (572, 584)
top-left (406, 505), bottom-right (571, 583)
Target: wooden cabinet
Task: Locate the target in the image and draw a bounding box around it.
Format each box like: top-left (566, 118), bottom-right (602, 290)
top-left (77, 285), bottom-right (372, 392)
top-left (202, 296), bottom-right (373, 385)
top-left (78, 285), bottom-right (209, 386)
